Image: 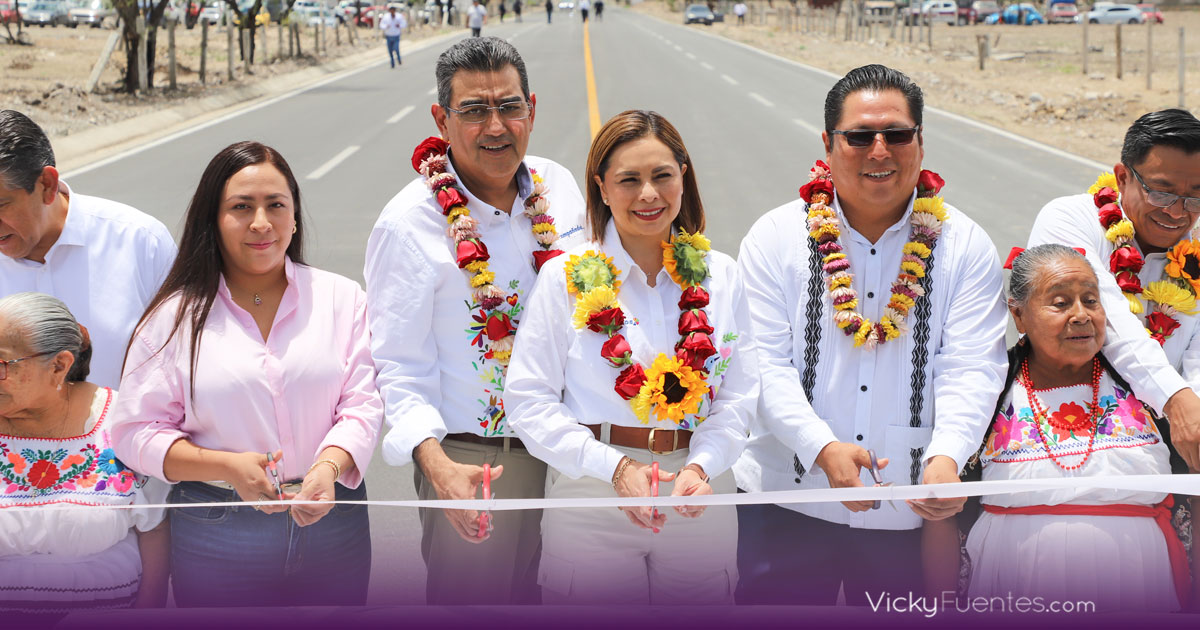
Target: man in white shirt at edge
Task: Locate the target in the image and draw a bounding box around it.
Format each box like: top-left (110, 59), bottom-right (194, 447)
top-left (733, 65), bottom-right (1008, 604)
top-left (1027, 109), bottom-right (1200, 475)
top-left (379, 5), bottom-right (407, 68)
top-left (0, 109), bottom-right (176, 390)
top-left (467, 0), bottom-right (486, 36)
top-left (364, 37), bottom-right (587, 604)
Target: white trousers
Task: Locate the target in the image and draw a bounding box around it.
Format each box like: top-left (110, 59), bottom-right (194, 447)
top-left (537, 444), bottom-right (738, 605)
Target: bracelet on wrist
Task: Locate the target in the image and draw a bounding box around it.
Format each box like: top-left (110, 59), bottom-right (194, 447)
top-left (307, 458), bottom-right (341, 481)
top-left (611, 456), bottom-right (633, 489)
top-left (683, 463), bottom-right (709, 483)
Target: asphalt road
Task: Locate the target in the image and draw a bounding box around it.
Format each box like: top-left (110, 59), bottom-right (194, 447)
top-left (60, 6), bottom-right (1113, 605)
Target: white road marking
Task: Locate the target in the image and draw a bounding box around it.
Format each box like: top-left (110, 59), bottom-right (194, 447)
top-left (749, 92), bottom-right (774, 107)
top-left (721, 74), bottom-right (738, 85)
top-left (306, 145), bottom-right (361, 180)
top-left (426, 86), bottom-right (438, 95)
top-left (673, 44), bottom-right (683, 52)
top-left (792, 118), bottom-right (823, 137)
top-left (387, 105), bottom-right (415, 124)
top-left (700, 62), bottom-right (714, 70)
top-left (685, 52), bottom-right (696, 60)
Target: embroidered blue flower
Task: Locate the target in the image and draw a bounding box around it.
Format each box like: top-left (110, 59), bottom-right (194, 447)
top-left (97, 448), bottom-right (126, 475)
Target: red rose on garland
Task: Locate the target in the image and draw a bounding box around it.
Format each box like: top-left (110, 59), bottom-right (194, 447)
top-left (614, 364), bottom-right (647, 400)
top-left (437, 187), bottom-right (468, 213)
top-left (600, 334), bottom-right (633, 367)
top-left (1147, 312), bottom-right (1181, 345)
top-left (916, 169), bottom-right (945, 197)
top-left (678, 286), bottom-right (710, 310)
top-left (532, 249), bottom-right (565, 272)
top-left (411, 137), bottom-right (449, 173)
top-left (799, 178), bottom-right (834, 204)
top-left (1094, 187), bottom-right (1119, 208)
top-left (676, 332), bottom-right (717, 372)
top-left (28, 460), bottom-right (60, 490)
top-left (678, 309), bottom-right (715, 336)
top-left (1097, 202), bottom-right (1124, 229)
top-left (1110, 247), bottom-right (1145, 274)
top-left (484, 312), bottom-right (516, 341)
top-left (456, 239), bottom-right (490, 268)
top-left (1115, 273), bottom-right (1144, 294)
top-left (587, 308), bottom-right (625, 335)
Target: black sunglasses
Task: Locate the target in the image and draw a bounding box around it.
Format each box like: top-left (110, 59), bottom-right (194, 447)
top-left (829, 126), bottom-right (921, 148)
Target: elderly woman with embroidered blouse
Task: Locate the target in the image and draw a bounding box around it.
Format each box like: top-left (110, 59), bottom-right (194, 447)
top-left (504, 110), bottom-right (758, 605)
top-left (965, 244), bottom-right (1186, 611)
top-left (0, 292), bottom-right (168, 612)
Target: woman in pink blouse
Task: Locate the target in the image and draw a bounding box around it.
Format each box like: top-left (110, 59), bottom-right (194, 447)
top-left (109, 141), bottom-right (383, 607)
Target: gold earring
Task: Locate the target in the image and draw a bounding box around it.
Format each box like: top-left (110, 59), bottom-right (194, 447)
top-left (292, 225), bottom-right (297, 234)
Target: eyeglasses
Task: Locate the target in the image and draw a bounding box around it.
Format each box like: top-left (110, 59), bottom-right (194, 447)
top-left (1127, 165), bottom-right (1200, 214)
top-left (444, 101), bottom-right (532, 125)
top-left (828, 126), bottom-right (921, 148)
top-left (0, 351), bottom-right (54, 381)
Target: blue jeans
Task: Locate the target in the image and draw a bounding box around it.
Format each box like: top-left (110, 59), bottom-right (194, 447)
top-left (169, 481), bottom-right (371, 607)
top-left (385, 35), bottom-right (401, 66)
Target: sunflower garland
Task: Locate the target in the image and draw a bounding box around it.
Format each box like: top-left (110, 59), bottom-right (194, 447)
top-left (799, 160), bottom-right (947, 350)
top-left (568, 231), bottom-right (716, 426)
top-left (412, 137), bottom-right (565, 368)
top-left (1092, 172), bottom-right (1200, 345)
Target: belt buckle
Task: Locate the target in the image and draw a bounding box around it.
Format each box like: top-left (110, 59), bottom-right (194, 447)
top-left (647, 428), bottom-right (678, 455)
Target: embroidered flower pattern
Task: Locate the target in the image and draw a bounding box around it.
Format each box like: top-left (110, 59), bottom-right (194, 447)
top-left (0, 435), bottom-right (134, 500)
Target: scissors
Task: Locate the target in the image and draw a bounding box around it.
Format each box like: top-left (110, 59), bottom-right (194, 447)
top-left (477, 463), bottom-right (493, 540)
top-left (266, 452), bottom-right (283, 500)
top-left (650, 461), bottom-right (661, 534)
top-left (866, 449), bottom-right (895, 511)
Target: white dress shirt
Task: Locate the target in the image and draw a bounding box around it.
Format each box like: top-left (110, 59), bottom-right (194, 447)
top-left (467, 4), bottom-right (486, 27)
top-left (379, 11), bottom-right (406, 35)
top-left (0, 181), bottom-right (176, 389)
top-left (366, 155), bottom-right (587, 468)
top-left (504, 220), bottom-right (757, 482)
top-left (1028, 193), bottom-right (1195, 407)
top-left (735, 192), bottom-right (1008, 530)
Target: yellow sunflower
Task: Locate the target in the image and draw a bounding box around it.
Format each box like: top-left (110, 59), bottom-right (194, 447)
top-left (662, 230), bottom-right (711, 288)
top-left (912, 197), bottom-right (947, 222)
top-left (447, 205), bottom-right (470, 224)
top-left (1144, 280), bottom-right (1198, 315)
top-left (636, 354), bottom-right (710, 425)
top-left (564, 251), bottom-right (621, 295)
top-left (572, 286), bottom-right (620, 329)
top-left (1105, 220), bottom-right (1135, 244)
top-left (1087, 172), bottom-right (1120, 195)
top-left (1166, 240), bottom-right (1200, 294)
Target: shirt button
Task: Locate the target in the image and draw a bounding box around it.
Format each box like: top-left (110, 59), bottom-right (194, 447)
top-left (870, 248), bottom-right (877, 255)
top-left (856, 434), bottom-right (864, 441)
top-left (494, 210), bottom-right (501, 216)
top-left (860, 385), bottom-right (867, 392)
top-left (867, 291), bottom-right (874, 299)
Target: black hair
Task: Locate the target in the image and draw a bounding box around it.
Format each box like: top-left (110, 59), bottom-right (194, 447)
top-left (435, 37), bottom-right (530, 109)
top-left (1120, 109), bottom-right (1200, 168)
top-left (823, 64), bottom-right (924, 134)
top-left (0, 110), bottom-right (55, 192)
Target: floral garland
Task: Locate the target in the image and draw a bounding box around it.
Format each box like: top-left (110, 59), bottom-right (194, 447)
top-left (1092, 172), bottom-right (1200, 345)
top-left (566, 231), bottom-right (717, 427)
top-left (799, 160), bottom-right (947, 350)
top-left (411, 137), bottom-right (564, 366)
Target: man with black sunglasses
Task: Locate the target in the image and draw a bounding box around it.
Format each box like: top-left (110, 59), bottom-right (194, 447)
top-left (734, 65), bottom-right (1008, 605)
top-left (1028, 109), bottom-right (1200, 476)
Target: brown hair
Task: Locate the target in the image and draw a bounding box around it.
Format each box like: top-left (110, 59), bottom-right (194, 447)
top-left (584, 110), bottom-right (705, 243)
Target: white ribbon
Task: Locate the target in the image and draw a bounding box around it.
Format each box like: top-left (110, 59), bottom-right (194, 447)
top-left (5, 474), bottom-right (1197, 512)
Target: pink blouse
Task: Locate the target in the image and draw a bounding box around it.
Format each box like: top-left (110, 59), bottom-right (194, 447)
top-left (109, 258), bottom-right (383, 487)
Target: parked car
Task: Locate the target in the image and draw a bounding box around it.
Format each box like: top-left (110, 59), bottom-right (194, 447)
top-left (905, 0), bottom-right (955, 26)
top-left (232, 0), bottom-right (269, 26)
top-left (557, 0), bottom-right (572, 9)
top-left (24, 0), bottom-right (69, 25)
top-left (0, 0), bottom-right (19, 23)
top-left (1047, 1), bottom-right (1077, 23)
top-left (986, 3), bottom-right (1044, 24)
top-left (67, 0), bottom-right (113, 27)
top-left (956, 0), bottom-right (998, 24)
top-left (683, 3), bottom-right (713, 24)
top-left (198, 4), bottom-right (220, 23)
top-left (1136, 3), bottom-right (1162, 23)
top-left (1086, 3), bottom-right (1143, 23)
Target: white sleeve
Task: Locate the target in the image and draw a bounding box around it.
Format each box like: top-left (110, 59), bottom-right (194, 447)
top-left (737, 213), bottom-right (839, 472)
top-left (924, 223), bottom-right (1008, 471)
top-left (1028, 196), bottom-right (1188, 412)
top-left (503, 259), bottom-right (627, 482)
top-left (364, 221), bottom-right (448, 468)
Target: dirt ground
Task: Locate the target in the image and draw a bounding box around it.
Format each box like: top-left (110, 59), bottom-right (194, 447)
top-left (636, 1), bottom-right (1200, 164)
top-left (0, 19), bottom-right (456, 139)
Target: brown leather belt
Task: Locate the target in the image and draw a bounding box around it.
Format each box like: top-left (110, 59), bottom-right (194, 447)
top-left (584, 424), bottom-right (692, 455)
top-left (446, 432), bottom-right (525, 450)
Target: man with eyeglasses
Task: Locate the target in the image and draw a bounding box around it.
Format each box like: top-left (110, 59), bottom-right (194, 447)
top-left (1029, 109), bottom-right (1200, 476)
top-left (364, 37), bottom-right (586, 604)
top-left (0, 110), bottom-right (175, 390)
top-left (733, 64), bottom-right (1008, 604)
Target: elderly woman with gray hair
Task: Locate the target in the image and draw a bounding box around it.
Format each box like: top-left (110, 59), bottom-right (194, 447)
top-left (0, 292), bottom-right (168, 612)
top-left (962, 244), bottom-right (1187, 611)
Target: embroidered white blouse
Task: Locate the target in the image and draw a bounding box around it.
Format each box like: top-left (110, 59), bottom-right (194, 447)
top-left (1028, 193), bottom-right (1196, 408)
top-left (366, 155), bottom-right (588, 468)
top-left (503, 221), bottom-right (758, 482)
top-left (734, 192), bottom-right (1008, 530)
